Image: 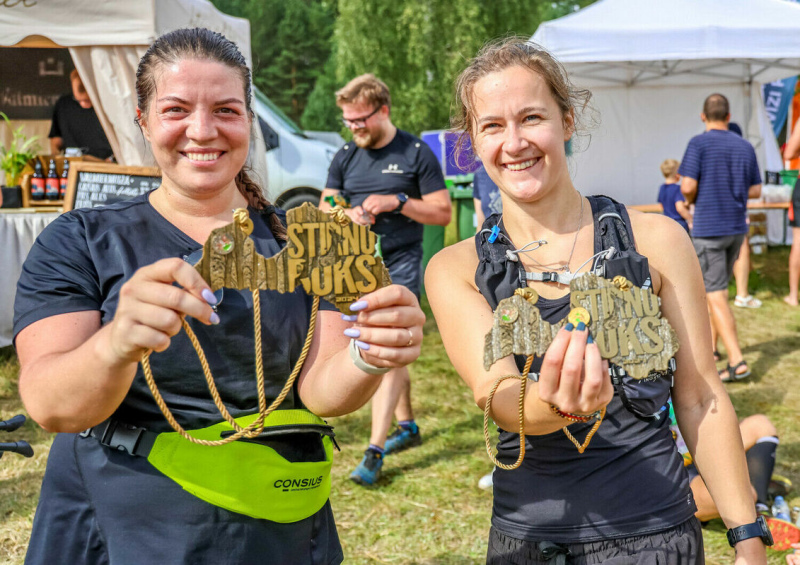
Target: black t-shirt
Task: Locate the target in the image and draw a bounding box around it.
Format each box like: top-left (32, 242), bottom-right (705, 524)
top-left (48, 94), bottom-right (114, 160)
top-left (325, 129), bottom-right (445, 252)
top-left (475, 198), bottom-right (695, 543)
top-left (14, 194), bottom-right (333, 432)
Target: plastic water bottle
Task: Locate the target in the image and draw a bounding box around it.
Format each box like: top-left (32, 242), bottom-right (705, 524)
top-left (772, 495), bottom-right (791, 522)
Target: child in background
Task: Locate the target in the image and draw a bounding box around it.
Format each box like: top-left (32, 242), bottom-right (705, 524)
top-left (658, 158), bottom-right (692, 233)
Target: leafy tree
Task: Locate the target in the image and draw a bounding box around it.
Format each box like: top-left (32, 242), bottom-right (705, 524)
top-left (211, 0), bottom-right (336, 124)
top-left (313, 0), bottom-right (597, 137)
top-left (213, 0), bottom-right (597, 133)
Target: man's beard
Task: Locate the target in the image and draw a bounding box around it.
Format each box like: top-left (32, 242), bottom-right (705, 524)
top-left (353, 129), bottom-right (374, 149)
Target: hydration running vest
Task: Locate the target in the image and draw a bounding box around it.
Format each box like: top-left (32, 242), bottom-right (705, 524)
top-left (475, 195), bottom-right (673, 421)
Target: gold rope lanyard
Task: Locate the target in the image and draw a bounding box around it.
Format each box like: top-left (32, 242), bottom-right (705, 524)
top-left (140, 209), bottom-right (320, 447)
top-left (482, 290), bottom-right (606, 470)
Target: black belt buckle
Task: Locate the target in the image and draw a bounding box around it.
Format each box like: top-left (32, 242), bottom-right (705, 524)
top-left (80, 420), bottom-right (145, 456)
top-left (105, 423), bottom-right (145, 455)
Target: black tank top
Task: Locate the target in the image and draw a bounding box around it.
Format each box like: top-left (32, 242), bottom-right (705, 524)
top-left (477, 196), bottom-right (696, 543)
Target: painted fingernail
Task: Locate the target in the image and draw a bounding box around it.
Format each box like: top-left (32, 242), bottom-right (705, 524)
top-left (355, 340), bottom-right (370, 351)
top-left (565, 323), bottom-right (574, 332)
top-left (587, 335), bottom-right (594, 345)
top-left (350, 300), bottom-right (368, 312)
top-left (341, 314), bottom-right (358, 322)
top-left (202, 288), bottom-right (218, 305)
top-left (210, 312), bottom-right (220, 325)
top-left (344, 328), bottom-right (361, 338)
top-left (576, 321), bottom-right (586, 331)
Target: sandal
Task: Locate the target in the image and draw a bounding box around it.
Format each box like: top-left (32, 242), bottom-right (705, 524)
top-left (713, 350), bottom-right (721, 362)
top-left (719, 360), bottom-right (751, 382)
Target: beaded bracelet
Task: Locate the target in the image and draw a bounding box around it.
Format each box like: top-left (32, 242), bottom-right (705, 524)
top-left (550, 404), bottom-right (603, 423)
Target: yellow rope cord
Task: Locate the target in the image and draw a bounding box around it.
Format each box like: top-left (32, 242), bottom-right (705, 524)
top-left (140, 294), bottom-right (320, 447)
top-left (483, 355), bottom-right (533, 471)
top-left (561, 408), bottom-right (606, 454)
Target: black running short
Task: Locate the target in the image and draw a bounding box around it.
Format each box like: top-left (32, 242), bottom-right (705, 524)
top-left (486, 518), bottom-right (704, 565)
top-left (790, 177), bottom-right (800, 228)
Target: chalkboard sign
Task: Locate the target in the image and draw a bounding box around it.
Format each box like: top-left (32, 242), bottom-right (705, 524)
top-left (63, 162), bottom-right (161, 212)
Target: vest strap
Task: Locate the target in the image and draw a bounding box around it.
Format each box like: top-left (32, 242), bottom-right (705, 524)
top-left (523, 270), bottom-right (576, 285)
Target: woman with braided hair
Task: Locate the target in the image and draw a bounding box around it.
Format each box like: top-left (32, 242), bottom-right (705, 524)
top-left (426, 37), bottom-right (768, 564)
top-left (14, 28), bottom-right (423, 564)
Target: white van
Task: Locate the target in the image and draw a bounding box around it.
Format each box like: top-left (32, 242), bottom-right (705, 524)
top-left (253, 87), bottom-right (341, 209)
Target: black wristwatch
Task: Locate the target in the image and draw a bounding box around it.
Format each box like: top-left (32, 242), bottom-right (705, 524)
top-left (726, 515), bottom-right (773, 547)
top-left (393, 193), bottom-right (408, 213)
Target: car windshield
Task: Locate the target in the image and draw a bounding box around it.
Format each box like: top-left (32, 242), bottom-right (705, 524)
top-left (253, 87), bottom-right (306, 137)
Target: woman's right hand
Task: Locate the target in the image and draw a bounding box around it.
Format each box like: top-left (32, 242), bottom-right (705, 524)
top-left (537, 324), bottom-right (613, 417)
top-left (108, 258), bottom-right (218, 365)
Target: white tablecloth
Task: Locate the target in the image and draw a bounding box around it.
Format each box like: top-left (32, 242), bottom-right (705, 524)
top-left (1, 212), bottom-right (60, 347)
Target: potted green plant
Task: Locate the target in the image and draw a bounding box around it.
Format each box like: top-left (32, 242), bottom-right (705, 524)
top-left (1, 111), bottom-right (40, 208)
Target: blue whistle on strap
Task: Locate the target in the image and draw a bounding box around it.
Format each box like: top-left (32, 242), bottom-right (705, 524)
top-left (488, 225), bottom-right (500, 243)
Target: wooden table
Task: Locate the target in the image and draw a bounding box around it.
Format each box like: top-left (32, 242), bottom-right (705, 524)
top-left (629, 202), bottom-right (791, 242)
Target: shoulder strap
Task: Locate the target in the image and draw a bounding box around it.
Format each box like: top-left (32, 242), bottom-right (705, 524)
top-left (588, 195), bottom-right (651, 288)
top-left (588, 195), bottom-right (637, 254)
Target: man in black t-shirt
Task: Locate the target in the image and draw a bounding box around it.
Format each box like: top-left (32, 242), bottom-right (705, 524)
top-left (49, 70), bottom-right (114, 160)
top-left (320, 74), bottom-right (450, 486)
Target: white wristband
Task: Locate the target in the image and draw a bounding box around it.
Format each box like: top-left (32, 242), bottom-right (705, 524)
top-left (349, 339), bottom-right (390, 375)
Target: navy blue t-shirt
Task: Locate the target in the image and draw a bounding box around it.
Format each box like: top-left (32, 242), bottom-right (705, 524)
top-left (678, 129), bottom-right (761, 238)
top-left (472, 166), bottom-right (502, 219)
top-left (325, 129), bottom-right (446, 253)
top-left (14, 194), bottom-right (332, 432)
top-left (14, 194), bottom-right (343, 564)
top-left (657, 182), bottom-right (689, 232)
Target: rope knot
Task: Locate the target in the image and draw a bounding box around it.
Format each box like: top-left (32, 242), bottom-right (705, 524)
top-left (233, 208), bottom-right (254, 236)
top-left (328, 206), bottom-right (350, 226)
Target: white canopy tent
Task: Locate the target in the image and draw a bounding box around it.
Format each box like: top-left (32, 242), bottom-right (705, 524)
top-left (0, 0), bottom-right (267, 185)
top-left (531, 0), bottom-right (800, 207)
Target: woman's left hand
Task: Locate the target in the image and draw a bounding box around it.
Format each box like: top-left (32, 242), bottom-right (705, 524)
top-left (342, 284), bottom-right (425, 369)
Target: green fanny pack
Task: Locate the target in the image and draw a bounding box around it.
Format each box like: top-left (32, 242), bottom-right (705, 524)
top-left (83, 409), bottom-right (336, 523)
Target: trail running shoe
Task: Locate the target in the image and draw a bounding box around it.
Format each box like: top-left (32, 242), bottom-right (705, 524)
top-left (349, 449), bottom-right (383, 486)
top-left (766, 517), bottom-right (800, 551)
top-left (383, 425), bottom-right (422, 455)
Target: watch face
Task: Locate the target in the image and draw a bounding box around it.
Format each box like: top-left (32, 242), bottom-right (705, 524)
top-left (757, 515), bottom-right (774, 546)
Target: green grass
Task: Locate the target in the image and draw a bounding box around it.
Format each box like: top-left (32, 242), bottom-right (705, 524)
top-left (1, 247), bottom-right (799, 564)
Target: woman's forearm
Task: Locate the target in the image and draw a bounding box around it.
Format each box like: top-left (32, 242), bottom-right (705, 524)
top-left (298, 345), bottom-right (385, 417)
top-left (676, 394), bottom-right (756, 528)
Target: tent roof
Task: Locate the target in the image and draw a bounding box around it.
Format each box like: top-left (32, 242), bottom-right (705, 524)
top-left (532, 0), bottom-right (800, 86)
top-left (1, 0), bottom-right (250, 62)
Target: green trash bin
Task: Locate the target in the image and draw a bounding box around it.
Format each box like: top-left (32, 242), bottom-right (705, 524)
top-left (421, 176), bottom-right (474, 294)
top-left (780, 169), bottom-right (799, 186)
top-left (448, 175), bottom-right (476, 243)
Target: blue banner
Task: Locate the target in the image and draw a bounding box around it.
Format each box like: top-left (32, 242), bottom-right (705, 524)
top-left (762, 77), bottom-right (798, 137)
